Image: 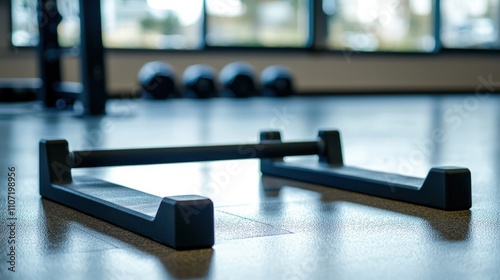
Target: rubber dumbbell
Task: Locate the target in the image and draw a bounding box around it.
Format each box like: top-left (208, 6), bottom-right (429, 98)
top-left (183, 64), bottom-right (218, 98)
top-left (138, 61), bottom-right (177, 100)
top-left (219, 62), bottom-right (257, 98)
top-left (261, 65), bottom-right (295, 97)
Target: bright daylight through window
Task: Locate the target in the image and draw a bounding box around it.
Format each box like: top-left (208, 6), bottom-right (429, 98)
top-left (326, 0), bottom-right (436, 52)
top-left (9, 0), bottom-right (500, 51)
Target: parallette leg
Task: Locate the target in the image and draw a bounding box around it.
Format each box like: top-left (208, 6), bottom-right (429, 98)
top-left (259, 130), bottom-right (472, 211)
top-left (39, 140), bottom-right (214, 250)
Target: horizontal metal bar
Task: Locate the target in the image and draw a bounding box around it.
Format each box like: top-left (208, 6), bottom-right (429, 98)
top-left (43, 48), bottom-right (81, 61)
top-left (71, 141), bottom-right (320, 168)
top-left (53, 82), bottom-right (82, 98)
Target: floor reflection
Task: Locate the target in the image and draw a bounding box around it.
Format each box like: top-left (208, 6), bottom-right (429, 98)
top-left (260, 176), bottom-right (472, 242)
top-left (40, 199), bottom-right (214, 279)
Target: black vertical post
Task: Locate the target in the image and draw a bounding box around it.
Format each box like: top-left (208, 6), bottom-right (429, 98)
top-left (201, 0), bottom-right (208, 48)
top-left (434, 0), bottom-right (442, 52)
top-left (309, 0), bottom-right (328, 50)
top-left (79, 0), bottom-right (106, 115)
top-left (37, 0), bottom-right (62, 108)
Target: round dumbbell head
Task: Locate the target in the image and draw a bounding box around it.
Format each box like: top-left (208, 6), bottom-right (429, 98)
top-left (219, 62), bottom-right (257, 98)
top-left (183, 64), bottom-right (217, 98)
top-left (138, 61), bottom-right (177, 100)
top-left (261, 65), bottom-right (295, 97)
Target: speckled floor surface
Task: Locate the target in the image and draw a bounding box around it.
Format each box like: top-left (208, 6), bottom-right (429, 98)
top-left (1, 96), bottom-right (499, 279)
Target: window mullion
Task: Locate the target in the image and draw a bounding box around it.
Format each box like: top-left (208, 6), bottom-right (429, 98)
top-left (434, 0), bottom-right (442, 52)
top-left (310, 0), bottom-right (328, 50)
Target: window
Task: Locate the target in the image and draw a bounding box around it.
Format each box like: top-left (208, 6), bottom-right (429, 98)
top-left (103, 0), bottom-right (203, 49)
top-left (9, 0), bottom-right (500, 51)
top-left (441, 0), bottom-right (500, 49)
top-left (206, 0), bottom-right (310, 47)
top-left (10, 0), bottom-right (36, 46)
top-left (11, 0), bottom-right (80, 47)
top-left (326, 0), bottom-right (437, 52)
top-left (11, 0), bottom-right (204, 49)
top-left (11, 0), bottom-right (308, 49)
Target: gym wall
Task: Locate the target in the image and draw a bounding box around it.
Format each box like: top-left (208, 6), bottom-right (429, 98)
top-left (0, 2), bottom-right (499, 96)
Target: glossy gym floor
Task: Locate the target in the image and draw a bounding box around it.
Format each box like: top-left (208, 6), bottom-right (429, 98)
top-left (1, 95), bottom-right (499, 279)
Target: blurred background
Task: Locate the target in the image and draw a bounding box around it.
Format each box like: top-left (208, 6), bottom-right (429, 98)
top-left (10, 0), bottom-right (500, 50)
top-left (3, 0), bottom-right (500, 94)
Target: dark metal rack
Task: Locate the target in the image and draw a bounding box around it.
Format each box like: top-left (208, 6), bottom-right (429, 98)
top-left (37, 0), bottom-right (106, 114)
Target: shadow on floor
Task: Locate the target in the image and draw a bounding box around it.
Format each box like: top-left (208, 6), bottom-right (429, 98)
top-left (260, 176), bottom-right (471, 242)
top-left (41, 199), bottom-right (214, 279)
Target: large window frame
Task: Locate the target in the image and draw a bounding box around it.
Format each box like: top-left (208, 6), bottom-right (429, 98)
top-left (7, 0), bottom-right (500, 54)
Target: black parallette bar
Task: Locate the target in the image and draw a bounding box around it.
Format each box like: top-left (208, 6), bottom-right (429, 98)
top-left (40, 140), bottom-right (214, 250)
top-left (71, 141), bottom-right (320, 168)
top-left (39, 129), bottom-right (472, 252)
top-left (260, 130), bottom-right (472, 211)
